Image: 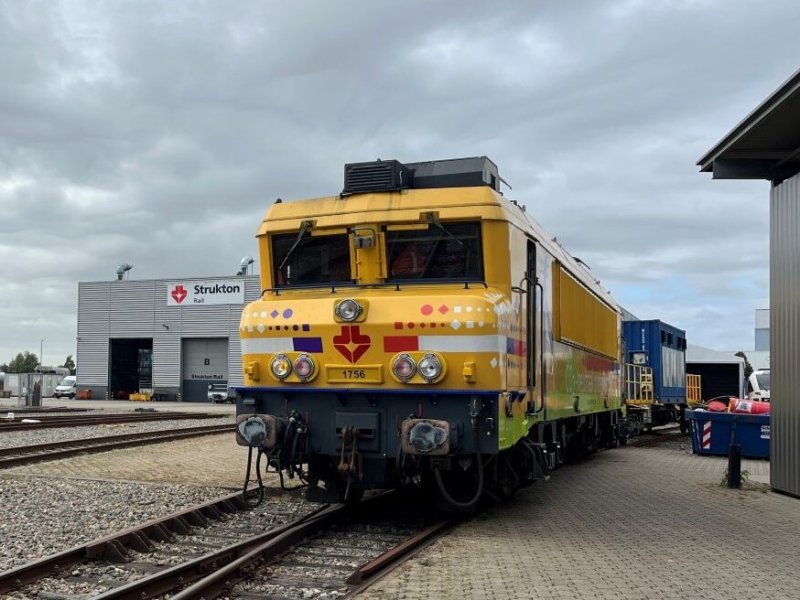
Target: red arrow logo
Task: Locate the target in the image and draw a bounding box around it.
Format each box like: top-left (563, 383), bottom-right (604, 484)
top-left (333, 325), bottom-right (371, 363)
top-left (171, 285), bottom-right (188, 304)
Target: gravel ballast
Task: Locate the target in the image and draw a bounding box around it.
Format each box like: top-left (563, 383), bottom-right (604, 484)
top-left (0, 416), bottom-right (233, 450)
top-left (0, 478), bottom-right (229, 572)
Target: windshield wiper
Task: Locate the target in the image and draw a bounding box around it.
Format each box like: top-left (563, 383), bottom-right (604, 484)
top-left (278, 220), bottom-right (313, 272)
top-left (426, 213), bottom-right (464, 248)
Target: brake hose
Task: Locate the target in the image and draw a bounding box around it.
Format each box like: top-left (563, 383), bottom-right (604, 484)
top-left (433, 423), bottom-right (484, 509)
top-left (242, 445), bottom-right (266, 508)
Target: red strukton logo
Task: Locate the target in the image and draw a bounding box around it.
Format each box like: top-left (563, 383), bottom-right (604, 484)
top-left (333, 325), bottom-right (371, 363)
top-left (171, 285), bottom-right (188, 304)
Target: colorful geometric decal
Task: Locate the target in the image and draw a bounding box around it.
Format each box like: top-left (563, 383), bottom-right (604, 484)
top-left (333, 325), bottom-right (371, 363)
top-left (421, 304), bottom-right (434, 315)
top-left (506, 337), bottom-right (526, 357)
top-left (293, 337), bottom-right (323, 353)
top-left (384, 336), bottom-right (419, 352)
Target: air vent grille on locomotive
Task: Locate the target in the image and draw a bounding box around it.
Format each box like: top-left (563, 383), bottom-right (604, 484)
top-left (342, 160), bottom-right (411, 195)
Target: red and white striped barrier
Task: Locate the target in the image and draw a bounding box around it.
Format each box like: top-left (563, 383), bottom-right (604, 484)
top-left (702, 420), bottom-right (711, 450)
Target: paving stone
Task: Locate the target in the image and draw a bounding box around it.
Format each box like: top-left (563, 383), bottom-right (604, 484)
top-left (356, 445), bottom-right (797, 600)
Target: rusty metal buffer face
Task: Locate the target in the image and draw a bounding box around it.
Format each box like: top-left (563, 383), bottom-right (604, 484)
top-left (400, 418), bottom-right (455, 455)
top-left (235, 414), bottom-right (283, 448)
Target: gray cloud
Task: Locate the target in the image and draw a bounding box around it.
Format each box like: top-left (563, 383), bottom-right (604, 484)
top-left (1, 0), bottom-right (796, 364)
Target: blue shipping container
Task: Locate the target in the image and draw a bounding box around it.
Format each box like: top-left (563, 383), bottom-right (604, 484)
top-left (622, 320), bottom-right (687, 404)
top-left (686, 409), bottom-right (770, 459)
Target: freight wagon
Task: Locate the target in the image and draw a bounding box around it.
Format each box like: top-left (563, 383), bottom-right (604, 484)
top-left (622, 319), bottom-right (690, 433)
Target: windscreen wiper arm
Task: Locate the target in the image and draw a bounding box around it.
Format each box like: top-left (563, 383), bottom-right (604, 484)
top-left (278, 220), bottom-right (313, 271)
top-left (426, 213), bottom-right (464, 247)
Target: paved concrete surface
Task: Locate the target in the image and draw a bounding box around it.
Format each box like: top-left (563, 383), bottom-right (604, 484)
top-left (357, 445), bottom-right (796, 600)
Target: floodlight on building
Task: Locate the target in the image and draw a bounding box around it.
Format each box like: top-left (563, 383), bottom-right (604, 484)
top-left (236, 256), bottom-right (254, 276)
top-left (116, 264), bottom-right (133, 280)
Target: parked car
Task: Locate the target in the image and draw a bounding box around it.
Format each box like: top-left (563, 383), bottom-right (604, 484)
top-left (208, 382), bottom-right (234, 404)
top-left (53, 375), bottom-right (77, 399)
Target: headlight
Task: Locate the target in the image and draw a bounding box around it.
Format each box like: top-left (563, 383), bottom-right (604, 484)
top-left (335, 298), bottom-right (362, 322)
top-left (418, 354), bottom-right (443, 382)
top-left (270, 354), bottom-right (292, 380)
top-left (392, 353), bottom-right (416, 382)
top-left (293, 354), bottom-right (315, 381)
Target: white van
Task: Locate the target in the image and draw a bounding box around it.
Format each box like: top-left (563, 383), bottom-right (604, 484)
top-left (53, 375), bottom-right (77, 399)
top-left (746, 369), bottom-right (770, 401)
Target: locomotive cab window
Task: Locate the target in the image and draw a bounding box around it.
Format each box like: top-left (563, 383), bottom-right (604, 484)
top-left (385, 221), bottom-right (483, 281)
top-left (272, 232), bottom-right (352, 288)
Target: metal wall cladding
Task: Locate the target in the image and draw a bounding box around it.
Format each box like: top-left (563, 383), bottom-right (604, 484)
top-left (771, 173), bottom-right (800, 497)
top-left (77, 276), bottom-right (260, 391)
top-left (755, 328), bottom-right (770, 351)
top-left (77, 283), bottom-right (111, 386)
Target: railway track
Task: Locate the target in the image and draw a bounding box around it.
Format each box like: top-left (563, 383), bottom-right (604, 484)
top-left (0, 490), bottom-right (455, 599)
top-left (0, 424), bottom-right (234, 469)
top-left (0, 412), bottom-right (225, 431)
top-left (626, 424), bottom-right (686, 448)
top-left (0, 407), bottom-right (89, 415)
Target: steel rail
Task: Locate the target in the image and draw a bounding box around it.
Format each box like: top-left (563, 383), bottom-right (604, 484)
top-left (0, 407), bottom-right (89, 414)
top-left (345, 518), bottom-right (456, 585)
top-left (0, 424), bottom-right (234, 468)
top-left (0, 490), bottom-right (251, 595)
top-left (1, 487), bottom-right (456, 600)
top-left (91, 504), bottom-right (332, 600)
top-left (0, 412), bottom-right (224, 431)
top-left (171, 492), bottom-right (398, 600)
top-left (627, 426), bottom-right (685, 448)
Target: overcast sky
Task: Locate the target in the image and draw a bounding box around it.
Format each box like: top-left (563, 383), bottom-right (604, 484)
top-left (1, 0), bottom-right (797, 368)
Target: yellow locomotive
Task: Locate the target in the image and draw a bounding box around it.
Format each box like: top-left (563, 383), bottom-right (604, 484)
top-left (235, 157), bottom-right (622, 507)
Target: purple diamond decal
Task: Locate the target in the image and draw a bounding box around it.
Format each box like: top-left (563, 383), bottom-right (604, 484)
top-left (270, 310), bottom-right (279, 318)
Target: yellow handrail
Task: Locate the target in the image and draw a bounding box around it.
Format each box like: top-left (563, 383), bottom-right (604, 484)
top-left (686, 374), bottom-right (702, 406)
top-left (626, 363), bottom-right (654, 406)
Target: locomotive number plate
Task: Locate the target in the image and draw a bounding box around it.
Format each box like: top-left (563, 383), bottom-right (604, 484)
top-left (325, 365), bottom-right (383, 384)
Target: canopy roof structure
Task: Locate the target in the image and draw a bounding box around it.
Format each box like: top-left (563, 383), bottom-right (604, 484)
top-left (698, 68), bottom-right (800, 183)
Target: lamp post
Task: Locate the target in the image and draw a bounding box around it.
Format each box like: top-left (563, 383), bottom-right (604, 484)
top-left (40, 339), bottom-right (44, 368)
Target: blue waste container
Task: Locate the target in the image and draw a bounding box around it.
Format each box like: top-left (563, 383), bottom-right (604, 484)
top-left (686, 409), bottom-right (770, 459)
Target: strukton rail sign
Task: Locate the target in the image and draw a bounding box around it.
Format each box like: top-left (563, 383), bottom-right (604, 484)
top-left (167, 280), bottom-right (244, 306)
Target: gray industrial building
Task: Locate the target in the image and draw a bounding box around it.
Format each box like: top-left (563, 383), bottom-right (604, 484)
top-left (77, 275), bottom-right (259, 402)
top-left (754, 308), bottom-right (770, 352)
top-left (699, 67), bottom-right (800, 498)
